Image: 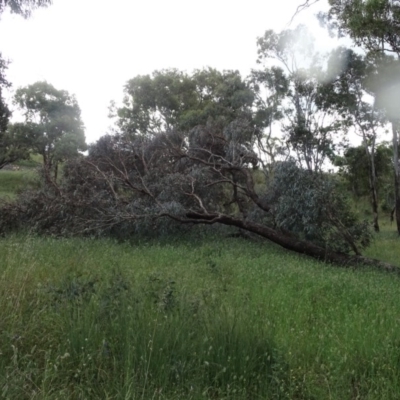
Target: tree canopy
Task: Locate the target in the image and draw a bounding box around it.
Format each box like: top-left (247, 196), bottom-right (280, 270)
top-left (114, 68), bottom-right (257, 138)
top-left (297, 0), bottom-right (400, 234)
top-left (14, 81), bottom-right (86, 178)
top-left (254, 25), bottom-right (347, 172)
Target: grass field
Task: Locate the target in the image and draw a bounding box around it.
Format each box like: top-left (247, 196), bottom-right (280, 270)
top-left (0, 169), bottom-right (39, 199)
top-left (1, 231), bottom-right (400, 399)
top-left (2, 165), bottom-right (400, 398)
top-left (0, 155), bottom-right (41, 199)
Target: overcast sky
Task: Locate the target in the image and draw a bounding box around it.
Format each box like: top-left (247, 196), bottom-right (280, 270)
top-left (0, 0), bottom-right (337, 143)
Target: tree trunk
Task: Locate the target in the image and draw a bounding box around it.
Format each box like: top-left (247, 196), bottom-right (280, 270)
top-left (392, 121), bottom-right (400, 235)
top-left (370, 182), bottom-right (380, 233)
top-left (183, 212), bottom-right (400, 273)
top-left (363, 137), bottom-right (379, 232)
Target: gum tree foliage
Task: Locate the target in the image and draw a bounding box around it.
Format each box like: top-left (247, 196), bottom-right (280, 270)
top-left (249, 66), bottom-right (289, 170)
top-left (364, 54), bottom-right (400, 231)
top-left (0, 55), bottom-right (13, 168)
top-left (111, 68), bottom-right (262, 210)
top-left (296, 0), bottom-right (399, 52)
top-left (313, 0), bottom-right (400, 55)
top-left (336, 144), bottom-right (393, 200)
top-left (113, 68), bottom-right (257, 138)
top-left (14, 81), bottom-right (87, 179)
top-left (297, 0), bottom-right (400, 233)
top-left (0, 61), bottom-right (28, 169)
top-left (0, 56), bottom-right (10, 133)
top-left (267, 161), bottom-right (371, 255)
top-left (319, 48), bottom-right (389, 231)
top-left (254, 25), bottom-right (346, 172)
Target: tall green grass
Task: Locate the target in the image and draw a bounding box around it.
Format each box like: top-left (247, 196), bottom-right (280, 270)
top-left (0, 169), bottom-right (39, 199)
top-left (1, 233), bottom-right (400, 399)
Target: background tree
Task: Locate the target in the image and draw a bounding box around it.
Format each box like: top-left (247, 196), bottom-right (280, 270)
top-left (14, 81), bottom-right (86, 179)
top-left (114, 69), bottom-right (197, 137)
top-left (255, 25), bottom-right (346, 172)
top-left (113, 68), bottom-right (257, 138)
top-left (364, 54), bottom-right (400, 230)
top-left (335, 143), bottom-right (392, 202)
top-left (0, 55), bottom-right (11, 164)
top-left (0, 57), bottom-right (28, 169)
top-left (319, 47), bottom-right (389, 231)
top-left (297, 0), bottom-right (400, 233)
top-left (249, 66), bottom-right (289, 170)
top-left (318, 0), bottom-right (400, 55)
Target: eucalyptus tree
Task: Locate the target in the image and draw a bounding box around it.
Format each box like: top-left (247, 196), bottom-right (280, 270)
top-left (364, 54), bottom-right (400, 230)
top-left (14, 81), bottom-right (86, 179)
top-left (336, 144), bottom-right (392, 199)
top-left (320, 47), bottom-right (388, 231)
top-left (315, 0), bottom-right (400, 56)
top-left (0, 57), bottom-right (24, 169)
top-left (114, 69), bottom-right (198, 137)
top-left (296, 0), bottom-right (400, 232)
top-left (249, 66), bottom-right (288, 170)
top-left (113, 68), bottom-right (257, 138)
top-left (254, 25), bottom-right (345, 172)
top-left (113, 68), bottom-right (261, 206)
top-left (321, 0), bottom-right (400, 231)
top-left (0, 55), bottom-right (10, 139)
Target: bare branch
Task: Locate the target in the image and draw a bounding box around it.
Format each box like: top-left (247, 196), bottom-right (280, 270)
top-left (290, 0), bottom-right (320, 25)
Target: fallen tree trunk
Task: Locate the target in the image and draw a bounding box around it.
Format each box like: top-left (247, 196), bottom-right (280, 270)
top-left (181, 212), bottom-right (400, 274)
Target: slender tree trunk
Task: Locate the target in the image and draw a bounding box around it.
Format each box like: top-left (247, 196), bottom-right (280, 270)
top-left (392, 121), bottom-right (400, 234)
top-left (363, 138), bottom-right (379, 232)
top-left (42, 151), bottom-right (52, 184)
top-left (370, 182), bottom-right (380, 232)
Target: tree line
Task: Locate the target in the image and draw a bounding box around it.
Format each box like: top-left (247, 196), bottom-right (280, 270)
top-left (0, 0), bottom-right (399, 272)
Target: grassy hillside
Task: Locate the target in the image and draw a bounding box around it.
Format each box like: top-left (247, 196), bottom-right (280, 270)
top-left (0, 169), bottom-right (39, 199)
top-left (1, 233), bottom-right (400, 399)
top-left (0, 156), bottom-right (41, 199)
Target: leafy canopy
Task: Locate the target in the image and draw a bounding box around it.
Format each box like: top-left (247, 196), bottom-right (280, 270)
top-left (14, 81), bottom-right (86, 174)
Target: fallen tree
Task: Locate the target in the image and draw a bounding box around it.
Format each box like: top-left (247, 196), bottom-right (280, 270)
top-left (1, 123), bottom-right (398, 274)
